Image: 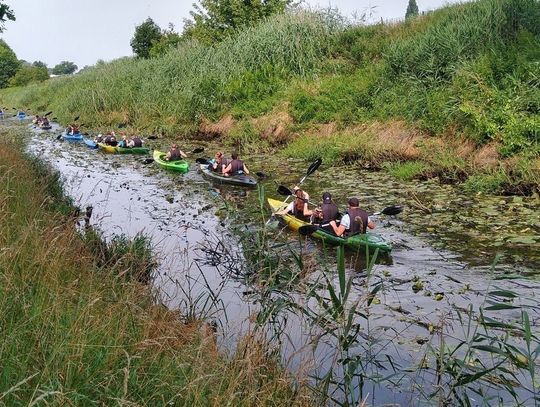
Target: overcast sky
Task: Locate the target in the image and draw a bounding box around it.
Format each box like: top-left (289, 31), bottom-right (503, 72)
top-left (1, 0), bottom-right (466, 69)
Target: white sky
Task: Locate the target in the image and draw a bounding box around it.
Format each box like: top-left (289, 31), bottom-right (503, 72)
top-left (0, 0), bottom-right (466, 69)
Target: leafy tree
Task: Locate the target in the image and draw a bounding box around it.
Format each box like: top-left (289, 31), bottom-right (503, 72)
top-left (405, 0), bottom-right (419, 19)
top-left (0, 39), bottom-right (20, 88)
top-left (51, 60), bottom-right (78, 75)
top-left (183, 0), bottom-right (293, 44)
top-left (9, 65), bottom-right (48, 87)
top-left (130, 18), bottom-right (162, 58)
top-left (0, 1), bottom-right (15, 32)
top-left (149, 23), bottom-right (183, 58)
top-left (32, 60), bottom-right (47, 69)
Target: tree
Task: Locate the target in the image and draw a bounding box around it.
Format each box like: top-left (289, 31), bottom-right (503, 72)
top-left (0, 2), bottom-right (15, 32)
top-left (149, 23), bottom-right (183, 58)
top-left (32, 60), bottom-right (47, 69)
top-left (130, 18), bottom-right (162, 58)
top-left (0, 39), bottom-right (20, 88)
top-left (51, 61), bottom-right (78, 75)
top-left (9, 65), bottom-right (48, 87)
top-left (405, 0), bottom-right (419, 19)
top-left (183, 0), bottom-right (293, 44)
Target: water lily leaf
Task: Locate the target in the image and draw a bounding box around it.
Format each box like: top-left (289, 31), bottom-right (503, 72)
top-left (506, 236), bottom-right (537, 244)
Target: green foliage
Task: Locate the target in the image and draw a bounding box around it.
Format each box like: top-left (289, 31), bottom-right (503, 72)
top-left (405, 0), bottom-right (419, 19)
top-left (462, 172), bottom-right (507, 194)
top-left (0, 39), bottom-right (20, 88)
top-left (32, 60), bottom-right (47, 69)
top-left (130, 17), bottom-right (162, 59)
top-left (149, 31), bottom-right (183, 58)
top-left (51, 60), bottom-right (78, 75)
top-left (184, 0), bottom-right (293, 44)
top-left (385, 160), bottom-right (429, 180)
top-left (9, 65), bottom-right (49, 87)
top-left (0, 1), bottom-right (15, 32)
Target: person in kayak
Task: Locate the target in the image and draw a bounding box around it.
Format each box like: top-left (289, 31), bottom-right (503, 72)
top-left (328, 197), bottom-right (374, 237)
top-left (211, 151), bottom-right (229, 173)
top-left (127, 136), bottom-right (143, 148)
top-left (40, 117), bottom-right (50, 128)
top-left (94, 134), bottom-right (104, 143)
top-left (103, 132), bottom-right (118, 146)
top-left (274, 187), bottom-right (311, 221)
top-left (165, 144), bottom-right (187, 161)
top-left (223, 152), bottom-right (249, 176)
top-left (312, 192), bottom-right (340, 232)
top-left (117, 135), bottom-right (129, 148)
top-left (67, 124), bottom-right (80, 135)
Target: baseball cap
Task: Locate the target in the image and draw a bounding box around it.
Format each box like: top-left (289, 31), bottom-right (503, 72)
top-left (322, 192), bottom-right (332, 203)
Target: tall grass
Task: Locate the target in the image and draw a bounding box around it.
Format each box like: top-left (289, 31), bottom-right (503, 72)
top-left (0, 127), bottom-right (310, 406)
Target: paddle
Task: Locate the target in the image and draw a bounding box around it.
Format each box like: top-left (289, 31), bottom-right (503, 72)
top-left (297, 205), bottom-right (404, 236)
top-left (44, 111), bottom-right (53, 116)
top-left (266, 158), bottom-right (322, 225)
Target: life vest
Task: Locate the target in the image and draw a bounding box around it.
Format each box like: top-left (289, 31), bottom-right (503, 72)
top-left (169, 148), bottom-right (182, 160)
top-left (132, 137), bottom-right (142, 147)
top-left (321, 202), bottom-right (339, 224)
top-left (229, 159), bottom-right (244, 175)
top-left (346, 207), bottom-right (369, 235)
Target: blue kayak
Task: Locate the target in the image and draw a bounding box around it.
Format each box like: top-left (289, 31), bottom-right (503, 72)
top-left (63, 132), bottom-right (83, 142)
top-left (83, 138), bottom-right (98, 148)
top-left (17, 112), bottom-right (26, 120)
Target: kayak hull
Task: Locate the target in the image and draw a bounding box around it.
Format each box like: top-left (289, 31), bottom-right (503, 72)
top-left (63, 133), bottom-right (83, 142)
top-left (199, 164), bottom-right (257, 188)
top-left (267, 198), bottom-right (392, 252)
top-left (98, 143), bottom-right (148, 154)
top-left (153, 150), bottom-right (189, 173)
top-left (84, 138), bottom-right (98, 149)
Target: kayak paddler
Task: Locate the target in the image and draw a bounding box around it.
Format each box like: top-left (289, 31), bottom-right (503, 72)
top-left (312, 192), bottom-right (339, 233)
top-left (329, 197), bottom-right (374, 237)
top-left (211, 151), bottom-right (229, 173)
top-left (274, 186), bottom-right (311, 221)
top-left (165, 144), bottom-right (187, 161)
top-left (223, 152), bottom-right (249, 176)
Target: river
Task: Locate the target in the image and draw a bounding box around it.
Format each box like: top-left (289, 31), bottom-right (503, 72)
top-left (6, 117), bottom-right (540, 406)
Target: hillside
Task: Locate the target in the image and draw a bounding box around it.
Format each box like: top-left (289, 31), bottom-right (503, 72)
top-left (1, 0), bottom-right (539, 194)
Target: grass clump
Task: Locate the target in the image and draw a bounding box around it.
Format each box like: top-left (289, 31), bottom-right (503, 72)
top-left (385, 160), bottom-right (430, 180)
top-left (0, 129), bottom-right (310, 406)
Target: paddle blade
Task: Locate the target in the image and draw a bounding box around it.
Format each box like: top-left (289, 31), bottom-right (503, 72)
top-left (255, 171), bottom-right (266, 179)
top-left (298, 224), bottom-right (319, 236)
top-left (195, 157), bottom-right (210, 165)
top-left (277, 185), bottom-right (293, 196)
top-left (73, 116), bottom-right (80, 121)
top-left (381, 205), bottom-right (403, 216)
top-left (44, 111), bottom-right (53, 116)
top-left (306, 158), bottom-right (322, 177)
top-left (192, 147), bottom-right (204, 154)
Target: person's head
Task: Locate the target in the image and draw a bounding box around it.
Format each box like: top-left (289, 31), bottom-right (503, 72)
top-left (172, 144), bottom-right (178, 149)
top-left (111, 135), bottom-right (116, 141)
top-left (322, 192), bottom-right (332, 203)
top-left (295, 189), bottom-right (304, 199)
top-left (231, 152), bottom-right (239, 160)
top-left (348, 197), bottom-right (359, 208)
top-left (122, 135), bottom-right (127, 140)
top-left (215, 151), bottom-right (223, 160)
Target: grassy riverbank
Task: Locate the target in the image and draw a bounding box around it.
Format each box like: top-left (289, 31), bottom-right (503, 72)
top-left (1, 0), bottom-right (539, 194)
top-left (0, 126), bottom-right (309, 406)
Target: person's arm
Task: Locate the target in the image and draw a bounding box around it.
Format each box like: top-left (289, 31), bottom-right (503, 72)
top-left (275, 201), bottom-right (294, 215)
top-left (303, 202), bottom-right (313, 217)
top-left (180, 150), bottom-right (188, 159)
top-left (223, 163), bottom-right (232, 176)
top-left (367, 217), bottom-right (375, 230)
top-left (243, 164), bottom-right (249, 175)
top-left (330, 221), bottom-right (346, 237)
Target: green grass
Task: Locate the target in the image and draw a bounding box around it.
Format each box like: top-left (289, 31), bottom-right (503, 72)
top-left (385, 161), bottom-right (430, 180)
top-left (0, 127), bottom-right (310, 406)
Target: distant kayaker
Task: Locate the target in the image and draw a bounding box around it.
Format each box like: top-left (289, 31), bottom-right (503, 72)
top-left (127, 136), bottom-right (143, 148)
top-left (117, 135), bottom-right (128, 148)
top-left (211, 151), bottom-right (229, 173)
top-left (165, 144), bottom-right (187, 161)
top-left (67, 124), bottom-right (80, 135)
top-left (274, 187), bottom-right (310, 221)
top-left (329, 197), bottom-right (374, 237)
top-left (95, 134), bottom-right (104, 143)
top-left (103, 133), bottom-right (118, 146)
top-left (313, 192), bottom-right (339, 232)
top-left (223, 152), bottom-right (249, 176)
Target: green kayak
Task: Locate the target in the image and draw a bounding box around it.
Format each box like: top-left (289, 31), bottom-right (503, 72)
top-left (153, 150), bottom-right (189, 173)
top-left (268, 198), bottom-right (392, 253)
top-left (98, 143), bottom-right (149, 154)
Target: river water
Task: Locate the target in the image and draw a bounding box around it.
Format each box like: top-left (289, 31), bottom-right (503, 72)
top-left (7, 118), bottom-right (540, 406)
